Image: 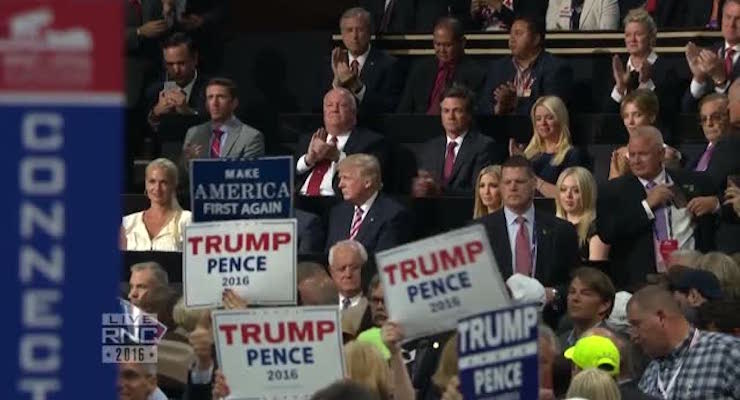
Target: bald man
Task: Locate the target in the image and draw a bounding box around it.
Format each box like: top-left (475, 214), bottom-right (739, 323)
top-left (597, 127), bottom-right (716, 290)
top-left (627, 285), bottom-right (740, 399)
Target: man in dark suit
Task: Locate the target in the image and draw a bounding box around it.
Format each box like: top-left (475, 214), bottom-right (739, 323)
top-left (296, 88), bottom-right (388, 197)
top-left (687, 94), bottom-right (732, 173)
top-left (597, 127), bottom-right (717, 291)
top-left (682, 0), bottom-right (740, 112)
top-left (320, 7), bottom-right (403, 115)
top-left (413, 85), bottom-right (505, 197)
top-left (397, 17), bottom-right (485, 114)
top-left (360, 0), bottom-right (416, 33)
top-left (477, 155), bottom-right (579, 298)
top-left (328, 240), bottom-right (374, 328)
top-left (325, 154), bottom-right (412, 256)
top-left (479, 15), bottom-right (572, 116)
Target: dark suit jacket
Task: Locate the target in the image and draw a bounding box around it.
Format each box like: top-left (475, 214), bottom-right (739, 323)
top-left (682, 43), bottom-right (740, 113)
top-left (596, 170), bottom-right (717, 290)
top-left (468, 0), bottom-right (548, 31)
top-left (685, 0), bottom-right (726, 28)
top-left (479, 51), bottom-right (573, 116)
top-left (415, 0), bottom-right (471, 32)
top-left (417, 130), bottom-right (505, 195)
top-left (296, 209), bottom-right (325, 254)
top-left (325, 193), bottom-right (412, 255)
top-left (477, 207), bottom-right (580, 289)
top-left (397, 56), bottom-right (485, 113)
top-left (294, 127), bottom-right (388, 195)
top-left (360, 0), bottom-right (416, 33)
top-left (706, 134), bottom-right (740, 253)
top-left (318, 46), bottom-right (403, 115)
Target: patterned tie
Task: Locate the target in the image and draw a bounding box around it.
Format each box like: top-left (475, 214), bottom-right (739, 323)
top-left (695, 144), bottom-right (715, 172)
top-left (350, 59), bottom-right (360, 76)
top-left (646, 181), bottom-right (669, 241)
top-left (342, 297), bottom-right (352, 310)
top-left (427, 62), bottom-right (454, 115)
top-left (725, 48), bottom-right (736, 79)
top-left (305, 136), bottom-right (338, 196)
top-left (210, 128), bottom-right (224, 158)
top-left (515, 216), bottom-right (532, 276)
top-left (443, 141), bottom-right (458, 184)
top-left (349, 206), bottom-right (364, 240)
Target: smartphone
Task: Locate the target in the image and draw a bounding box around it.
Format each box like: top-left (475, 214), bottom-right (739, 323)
top-left (163, 81), bottom-right (178, 92)
top-left (669, 185), bottom-right (688, 208)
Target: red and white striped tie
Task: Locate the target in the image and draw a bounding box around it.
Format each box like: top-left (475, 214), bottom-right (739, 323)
top-left (349, 207), bottom-right (364, 240)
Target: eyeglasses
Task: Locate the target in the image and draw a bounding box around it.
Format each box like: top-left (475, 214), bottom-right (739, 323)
top-left (699, 113), bottom-right (727, 125)
top-left (330, 264), bottom-right (361, 273)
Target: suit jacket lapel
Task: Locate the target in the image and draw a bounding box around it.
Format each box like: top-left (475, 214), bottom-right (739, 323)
top-left (580, 0), bottom-right (595, 26)
top-left (360, 48), bottom-right (377, 86)
top-left (493, 212), bottom-right (513, 277)
top-left (449, 132), bottom-right (474, 182)
top-left (220, 119), bottom-right (240, 157)
top-left (533, 211), bottom-right (550, 282)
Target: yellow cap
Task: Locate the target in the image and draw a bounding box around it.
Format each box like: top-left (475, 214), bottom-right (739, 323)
top-left (356, 327), bottom-right (391, 360)
top-left (564, 335), bottom-right (620, 376)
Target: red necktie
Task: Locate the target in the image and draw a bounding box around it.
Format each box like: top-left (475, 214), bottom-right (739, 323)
top-left (725, 48), bottom-right (736, 79)
top-left (210, 128), bottom-right (224, 158)
top-left (349, 207), bottom-right (364, 239)
top-left (130, 0), bottom-right (142, 21)
top-left (515, 216), bottom-right (532, 276)
top-left (350, 59), bottom-right (359, 76)
top-left (427, 62), bottom-right (454, 115)
top-left (645, 0), bottom-right (657, 13)
top-left (443, 141), bottom-right (458, 184)
top-left (379, 0), bottom-right (396, 32)
top-left (305, 136), bottom-right (338, 196)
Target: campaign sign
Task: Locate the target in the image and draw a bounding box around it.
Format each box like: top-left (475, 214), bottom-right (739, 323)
top-left (458, 304), bottom-right (539, 400)
top-left (190, 157), bottom-right (294, 222)
top-left (212, 306), bottom-right (345, 400)
top-left (1, 1), bottom-right (122, 399)
top-left (376, 225), bottom-right (510, 341)
top-left (183, 219), bottom-right (297, 308)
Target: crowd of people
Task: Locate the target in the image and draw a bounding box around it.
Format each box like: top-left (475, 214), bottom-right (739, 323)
top-left (120, 1), bottom-right (740, 400)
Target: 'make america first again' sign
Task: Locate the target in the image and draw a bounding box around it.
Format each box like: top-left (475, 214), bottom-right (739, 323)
top-left (376, 225), bottom-right (510, 340)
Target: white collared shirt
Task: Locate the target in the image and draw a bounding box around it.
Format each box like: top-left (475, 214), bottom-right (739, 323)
top-left (690, 43), bottom-right (740, 98)
top-left (349, 190), bottom-right (379, 235)
top-left (210, 116), bottom-right (237, 158)
top-left (611, 52), bottom-right (658, 103)
top-left (445, 131), bottom-right (468, 159)
top-left (180, 69), bottom-right (198, 104)
top-left (339, 292), bottom-right (363, 309)
top-left (297, 131), bottom-right (351, 196)
top-left (637, 169), bottom-right (695, 251)
top-left (503, 204), bottom-right (537, 275)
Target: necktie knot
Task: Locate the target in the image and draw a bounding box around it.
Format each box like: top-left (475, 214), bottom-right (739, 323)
top-left (447, 141), bottom-right (458, 152)
top-left (516, 215), bottom-right (527, 224)
top-left (354, 206), bottom-right (364, 217)
top-left (213, 128), bottom-right (224, 140)
top-left (646, 180), bottom-right (657, 190)
top-left (727, 48), bottom-right (736, 60)
top-left (342, 297), bottom-right (352, 310)
top-left (350, 60), bottom-right (359, 74)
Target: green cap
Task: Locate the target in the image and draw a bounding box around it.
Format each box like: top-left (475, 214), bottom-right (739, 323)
top-left (564, 335), bottom-right (620, 376)
top-left (356, 327), bottom-right (391, 360)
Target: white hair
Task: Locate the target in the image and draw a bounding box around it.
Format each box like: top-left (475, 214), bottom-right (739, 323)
top-left (328, 240), bottom-right (368, 267)
top-left (632, 125), bottom-right (664, 148)
top-left (130, 261), bottom-right (169, 286)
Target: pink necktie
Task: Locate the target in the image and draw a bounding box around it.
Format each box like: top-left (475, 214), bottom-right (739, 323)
top-left (725, 48), bottom-right (736, 79)
top-left (515, 216), bottom-right (532, 276)
top-left (349, 207), bottom-right (364, 239)
top-left (443, 141), bottom-right (457, 184)
top-left (210, 128), bottom-right (224, 158)
top-left (695, 144), bottom-right (714, 172)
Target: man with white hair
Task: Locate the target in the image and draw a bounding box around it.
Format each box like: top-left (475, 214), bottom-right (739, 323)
top-left (128, 261), bottom-right (169, 311)
top-left (597, 126), bottom-right (716, 290)
top-left (118, 362), bottom-right (167, 400)
top-left (327, 240), bottom-right (373, 332)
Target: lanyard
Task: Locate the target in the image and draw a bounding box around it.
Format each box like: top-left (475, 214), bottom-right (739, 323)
top-left (656, 330), bottom-right (700, 400)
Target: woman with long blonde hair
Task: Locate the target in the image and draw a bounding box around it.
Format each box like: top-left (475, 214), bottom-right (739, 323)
top-left (473, 165), bottom-right (503, 219)
top-left (510, 95), bottom-right (586, 198)
top-left (121, 158), bottom-right (191, 251)
top-left (555, 167), bottom-right (609, 261)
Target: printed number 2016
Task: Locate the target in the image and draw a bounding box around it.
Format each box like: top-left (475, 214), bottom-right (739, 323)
top-left (267, 369), bottom-right (298, 381)
top-left (222, 276), bottom-right (249, 287)
top-left (429, 296), bottom-right (461, 313)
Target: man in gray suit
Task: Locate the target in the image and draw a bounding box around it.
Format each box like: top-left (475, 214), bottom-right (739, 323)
top-left (181, 77), bottom-right (265, 171)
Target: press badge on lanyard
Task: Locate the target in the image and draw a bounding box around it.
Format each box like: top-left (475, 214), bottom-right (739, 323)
top-left (656, 330), bottom-right (700, 399)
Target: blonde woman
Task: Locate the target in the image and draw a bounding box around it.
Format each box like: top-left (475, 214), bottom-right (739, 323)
top-left (696, 252), bottom-right (740, 300)
top-left (473, 165), bottom-right (503, 218)
top-left (344, 341), bottom-right (393, 400)
top-left (510, 95), bottom-right (585, 199)
top-left (122, 158), bottom-right (192, 251)
top-left (555, 167), bottom-right (609, 261)
top-left (566, 368), bottom-right (621, 400)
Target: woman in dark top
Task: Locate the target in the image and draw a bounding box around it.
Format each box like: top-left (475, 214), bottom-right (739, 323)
top-left (510, 95), bottom-right (586, 198)
top-left (555, 167), bottom-right (609, 262)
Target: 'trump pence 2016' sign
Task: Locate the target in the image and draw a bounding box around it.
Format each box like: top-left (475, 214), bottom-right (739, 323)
top-left (190, 157), bottom-right (293, 222)
top-left (376, 225), bottom-right (509, 340)
top-left (183, 219), bottom-right (296, 308)
top-left (458, 304), bottom-right (539, 400)
top-left (212, 307), bottom-right (345, 400)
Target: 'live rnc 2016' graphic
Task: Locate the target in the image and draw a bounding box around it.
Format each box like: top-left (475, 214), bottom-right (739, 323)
top-left (100, 299), bottom-right (167, 364)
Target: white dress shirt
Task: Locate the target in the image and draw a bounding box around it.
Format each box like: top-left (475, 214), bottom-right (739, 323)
top-left (611, 52), bottom-right (658, 103)
top-left (690, 43), bottom-right (740, 98)
top-left (339, 293), bottom-right (363, 309)
top-left (349, 191), bottom-right (379, 235)
top-left (445, 131), bottom-right (468, 160)
top-left (296, 131), bottom-right (351, 196)
top-left (503, 204), bottom-right (537, 276)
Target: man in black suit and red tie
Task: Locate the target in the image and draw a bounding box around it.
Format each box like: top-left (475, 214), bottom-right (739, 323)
top-left (597, 127), bottom-right (717, 291)
top-left (413, 84), bottom-right (505, 197)
top-left (477, 155), bottom-right (579, 305)
top-left (325, 153), bottom-right (412, 258)
top-left (682, 0), bottom-right (740, 112)
top-left (295, 87), bottom-right (387, 197)
top-left (397, 17), bottom-right (485, 114)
